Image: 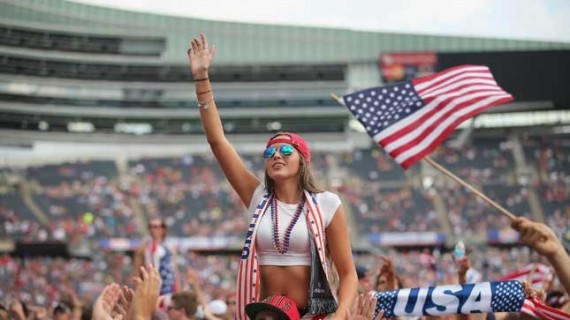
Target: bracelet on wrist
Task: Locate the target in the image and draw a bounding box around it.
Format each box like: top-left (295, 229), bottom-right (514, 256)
top-left (197, 97), bottom-right (214, 109)
top-left (194, 77), bottom-right (209, 82)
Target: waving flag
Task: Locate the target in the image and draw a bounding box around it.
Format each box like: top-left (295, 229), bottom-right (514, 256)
top-left (342, 65), bottom-right (513, 169)
top-left (499, 263), bottom-right (554, 290)
top-left (373, 281), bottom-right (570, 319)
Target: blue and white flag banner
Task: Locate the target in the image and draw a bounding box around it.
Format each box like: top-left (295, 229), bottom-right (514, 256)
top-left (373, 281), bottom-right (525, 318)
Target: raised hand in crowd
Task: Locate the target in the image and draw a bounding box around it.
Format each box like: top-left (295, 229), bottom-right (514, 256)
top-left (131, 265), bottom-right (160, 320)
top-left (453, 252), bottom-right (485, 320)
top-left (8, 298), bottom-right (26, 320)
top-left (347, 293), bottom-right (382, 320)
top-left (453, 248), bottom-right (472, 285)
top-left (114, 286), bottom-right (135, 320)
top-left (29, 305), bottom-right (49, 320)
top-left (376, 256), bottom-right (398, 291)
top-left (63, 286), bottom-right (83, 320)
top-left (184, 268), bottom-right (223, 320)
top-left (511, 217), bottom-right (570, 294)
top-left (92, 283), bottom-right (124, 320)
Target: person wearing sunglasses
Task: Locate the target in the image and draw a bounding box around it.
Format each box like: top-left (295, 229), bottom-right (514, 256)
top-left (133, 218), bottom-right (180, 309)
top-left (188, 33), bottom-right (357, 320)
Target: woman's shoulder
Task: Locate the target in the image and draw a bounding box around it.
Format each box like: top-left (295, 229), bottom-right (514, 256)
top-left (312, 190), bottom-right (341, 202)
top-left (309, 190), bottom-right (342, 226)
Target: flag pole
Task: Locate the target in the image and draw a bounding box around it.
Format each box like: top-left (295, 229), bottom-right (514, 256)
top-left (422, 157), bottom-right (516, 220)
top-left (330, 93), bottom-right (517, 221)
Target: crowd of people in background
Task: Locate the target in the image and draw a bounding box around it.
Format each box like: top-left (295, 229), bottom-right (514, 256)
top-left (1, 133), bottom-right (569, 319)
top-left (1, 216), bottom-right (569, 319)
top-left (2, 134), bottom-right (569, 243)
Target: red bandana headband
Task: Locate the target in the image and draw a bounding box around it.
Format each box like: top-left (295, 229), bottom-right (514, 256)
top-left (266, 132), bottom-right (311, 162)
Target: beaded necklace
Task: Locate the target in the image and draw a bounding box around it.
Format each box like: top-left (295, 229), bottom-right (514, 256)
top-left (270, 193), bottom-right (306, 254)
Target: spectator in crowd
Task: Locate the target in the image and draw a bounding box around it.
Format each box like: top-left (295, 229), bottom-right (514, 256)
top-left (356, 265), bottom-right (373, 294)
top-left (188, 32), bottom-right (357, 319)
top-left (0, 304), bottom-right (8, 320)
top-left (133, 218), bottom-right (180, 299)
top-left (53, 302), bottom-right (73, 320)
top-left (8, 299), bottom-right (28, 320)
top-left (207, 300), bottom-right (228, 319)
top-left (375, 257), bottom-right (400, 292)
top-left (167, 291), bottom-right (198, 320)
top-left (245, 295), bottom-right (301, 320)
top-left (224, 293), bottom-right (237, 320)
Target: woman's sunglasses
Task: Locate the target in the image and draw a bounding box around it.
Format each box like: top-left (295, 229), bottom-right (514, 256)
top-left (263, 144), bottom-right (295, 160)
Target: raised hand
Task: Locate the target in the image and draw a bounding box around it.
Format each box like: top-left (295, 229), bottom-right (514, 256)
top-left (131, 265), bottom-right (161, 320)
top-left (64, 286), bottom-right (84, 320)
top-left (378, 256), bottom-right (398, 290)
top-left (511, 217), bottom-right (563, 258)
top-left (452, 248), bottom-right (472, 284)
top-left (93, 283), bottom-right (123, 320)
top-left (9, 298), bottom-right (26, 320)
top-left (185, 268), bottom-right (200, 286)
top-left (348, 293), bottom-right (382, 320)
top-left (114, 286), bottom-right (134, 320)
top-left (187, 32), bottom-right (216, 78)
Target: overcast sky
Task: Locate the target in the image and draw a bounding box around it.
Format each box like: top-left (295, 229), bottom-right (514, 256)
top-left (70, 0), bottom-right (570, 43)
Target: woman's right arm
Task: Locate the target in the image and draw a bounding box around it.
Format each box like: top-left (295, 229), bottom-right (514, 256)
top-left (188, 33), bottom-right (260, 207)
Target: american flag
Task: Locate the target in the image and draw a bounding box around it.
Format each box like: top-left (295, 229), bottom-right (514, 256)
top-left (342, 65), bottom-right (514, 169)
top-left (499, 262), bottom-right (554, 290)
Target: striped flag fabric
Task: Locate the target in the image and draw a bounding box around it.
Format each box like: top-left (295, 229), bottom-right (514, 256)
top-left (341, 65), bottom-right (514, 169)
top-left (499, 263), bottom-right (554, 290)
top-left (522, 296), bottom-right (570, 320)
top-left (372, 280), bottom-right (570, 319)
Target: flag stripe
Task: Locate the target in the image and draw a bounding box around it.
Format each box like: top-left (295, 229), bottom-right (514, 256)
top-left (380, 89), bottom-right (508, 152)
top-left (389, 94), bottom-right (511, 166)
top-left (237, 260), bottom-right (245, 319)
top-left (413, 65), bottom-right (490, 92)
top-left (373, 84), bottom-right (505, 144)
top-left (421, 78), bottom-right (498, 100)
top-left (521, 301), bottom-right (538, 318)
top-left (521, 297), bottom-right (570, 320)
top-left (398, 95), bottom-right (513, 169)
top-left (393, 94), bottom-right (512, 164)
top-left (419, 72), bottom-right (495, 97)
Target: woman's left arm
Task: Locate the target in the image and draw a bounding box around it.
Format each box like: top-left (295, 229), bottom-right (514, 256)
top-left (326, 205), bottom-right (358, 319)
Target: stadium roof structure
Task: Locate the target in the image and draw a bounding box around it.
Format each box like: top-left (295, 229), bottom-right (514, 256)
top-left (0, 0), bottom-right (569, 138)
top-left (2, 0), bottom-right (570, 65)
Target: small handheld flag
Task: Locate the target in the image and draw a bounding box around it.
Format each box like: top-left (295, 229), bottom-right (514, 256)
top-left (499, 263), bottom-right (555, 291)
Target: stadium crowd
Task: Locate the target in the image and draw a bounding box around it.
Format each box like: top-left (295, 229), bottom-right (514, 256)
top-left (1, 134), bottom-right (569, 319)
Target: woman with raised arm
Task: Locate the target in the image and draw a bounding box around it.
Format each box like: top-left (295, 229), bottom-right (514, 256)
top-left (187, 33), bottom-right (357, 320)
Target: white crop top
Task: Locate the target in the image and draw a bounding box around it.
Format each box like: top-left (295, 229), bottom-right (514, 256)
top-left (247, 184), bottom-right (342, 266)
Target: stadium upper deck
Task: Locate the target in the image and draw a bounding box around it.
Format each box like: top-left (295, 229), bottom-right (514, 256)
top-left (0, 0), bottom-right (569, 135)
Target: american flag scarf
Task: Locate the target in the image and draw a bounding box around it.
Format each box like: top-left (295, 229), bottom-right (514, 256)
top-left (373, 280), bottom-right (570, 319)
top-left (235, 190), bottom-right (335, 320)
